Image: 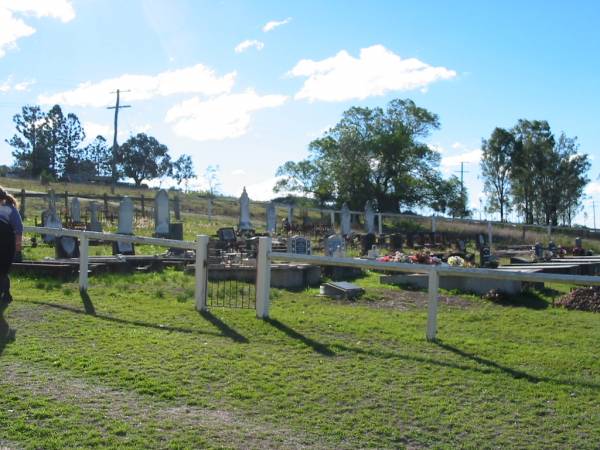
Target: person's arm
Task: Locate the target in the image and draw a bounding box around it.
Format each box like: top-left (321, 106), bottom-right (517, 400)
top-left (10, 207), bottom-right (23, 258)
top-left (15, 234), bottom-right (22, 252)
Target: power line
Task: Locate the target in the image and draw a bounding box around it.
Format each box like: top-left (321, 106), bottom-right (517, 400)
top-left (107, 89), bottom-right (131, 192)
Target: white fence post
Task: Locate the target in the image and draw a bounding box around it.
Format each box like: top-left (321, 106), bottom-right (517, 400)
top-left (426, 269), bottom-right (439, 341)
top-left (256, 236), bottom-right (272, 319)
top-left (195, 235), bottom-right (209, 311)
top-left (79, 234), bottom-right (89, 292)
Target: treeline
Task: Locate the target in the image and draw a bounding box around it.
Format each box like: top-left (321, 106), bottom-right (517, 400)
top-left (5, 105), bottom-right (195, 188)
top-left (275, 99), bottom-right (470, 217)
top-left (481, 120), bottom-right (589, 226)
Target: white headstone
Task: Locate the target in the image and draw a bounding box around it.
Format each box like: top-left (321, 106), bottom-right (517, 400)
top-left (154, 189), bottom-right (170, 235)
top-left (118, 196), bottom-right (134, 235)
top-left (239, 187), bottom-right (252, 230)
top-left (70, 197), bottom-right (81, 222)
top-left (341, 203), bottom-right (351, 236)
top-left (266, 202), bottom-right (276, 234)
top-left (287, 236), bottom-right (311, 255)
top-left (365, 200), bottom-right (375, 234)
top-left (89, 201), bottom-right (102, 232)
top-left (47, 190), bottom-right (56, 213)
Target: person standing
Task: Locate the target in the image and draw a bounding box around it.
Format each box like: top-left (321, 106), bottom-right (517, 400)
top-left (0, 187), bottom-right (23, 341)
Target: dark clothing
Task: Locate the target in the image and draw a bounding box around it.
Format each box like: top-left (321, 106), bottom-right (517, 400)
top-left (0, 215), bottom-right (16, 305)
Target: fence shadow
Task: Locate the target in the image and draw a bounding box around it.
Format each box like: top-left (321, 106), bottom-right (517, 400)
top-left (79, 289), bottom-right (96, 315)
top-left (264, 318), bottom-right (335, 357)
top-left (198, 310), bottom-right (248, 343)
top-left (27, 299), bottom-right (228, 340)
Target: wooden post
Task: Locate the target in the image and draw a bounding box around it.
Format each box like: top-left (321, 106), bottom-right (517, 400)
top-left (103, 193), bottom-right (109, 219)
top-left (194, 235), bottom-right (209, 311)
top-left (256, 236), bottom-right (272, 319)
top-left (140, 194), bottom-right (145, 217)
top-left (79, 235), bottom-right (89, 292)
top-left (378, 213), bottom-right (383, 235)
top-left (426, 270), bottom-right (439, 341)
top-left (19, 189), bottom-right (26, 220)
top-left (64, 191), bottom-right (69, 217)
top-left (174, 195), bottom-right (181, 221)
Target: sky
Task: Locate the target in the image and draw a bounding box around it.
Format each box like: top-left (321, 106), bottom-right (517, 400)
top-left (1, 0), bottom-right (600, 225)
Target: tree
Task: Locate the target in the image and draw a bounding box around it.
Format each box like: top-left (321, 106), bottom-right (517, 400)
top-left (56, 112), bottom-right (86, 178)
top-left (480, 127), bottom-right (516, 222)
top-left (83, 135), bottom-right (112, 177)
top-left (44, 105), bottom-right (65, 177)
top-left (204, 165), bottom-right (221, 197)
top-left (173, 154), bottom-right (195, 192)
top-left (117, 133), bottom-right (171, 186)
top-left (6, 105), bottom-right (48, 177)
top-left (275, 98), bottom-right (446, 211)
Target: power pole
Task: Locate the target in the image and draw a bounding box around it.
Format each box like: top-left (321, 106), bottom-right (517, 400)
top-left (107, 89), bottom-right (131, 192)
top-left (454, 162), bottom-right (470, 216)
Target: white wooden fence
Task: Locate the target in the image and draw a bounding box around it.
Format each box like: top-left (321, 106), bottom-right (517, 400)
top-left (22, 228), bottom-right (600, 341)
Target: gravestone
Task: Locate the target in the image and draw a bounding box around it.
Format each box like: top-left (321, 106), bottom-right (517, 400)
top-left (534, 242), bottom-right (543, 259)
top-left (287, 205), bottom-right (294, 224)
top-left (154, 189), bottom-right (170, 235)
top-left (88, 201), bottom-right (102, 232)
top-left (70, 197), bottom-right (81, 222)
top-left (217, 227), bottom-right (237, 243)
top-left (47, 190), bottom-right (57, 213)
top-left (114, 196), bottom-right (135, 255)
top-left (41, 209), bottom-right (62, 244)
top-left (325, 234), bottom-right (345, 257)
top-left (340, 203), bottom-right (351, 236)
top-left (406, 233), bottom-right (415, 248)
top-left (480, 246), bottom-right (491, 267)
top-left (364, 200), bottom-right (375, 234)
top-left (548, 241), bottom-right (557, 257)
top-left (173, 195), bottom-right (181, 221)
top-left (389, 233), bottom-right (403, 251)
top-left (266, 202), bottom-right (276, 234)
top-left (287, 236), bottom-right (311, 255)
top-left (320, 281), bottom-right (364, 300)
top-left (239, 187), bottom-right (252, 231)
top-left (360, 233), bottom-right (377, 256)
top-left (55, 236), bottom-right (80, 259)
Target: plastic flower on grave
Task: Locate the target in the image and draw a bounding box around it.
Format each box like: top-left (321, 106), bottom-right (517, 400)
top-left (447, 256), bottom-right (465, 267)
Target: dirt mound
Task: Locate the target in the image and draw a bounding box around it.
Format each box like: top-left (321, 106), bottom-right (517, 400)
top-left (556, 287), bottom-right (600, 312)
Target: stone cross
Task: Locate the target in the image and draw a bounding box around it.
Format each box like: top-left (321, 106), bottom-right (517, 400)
top-left (340, 203), bottom-right (351, 236)
top-left (70, 197), bottom-right (81, 222)
top-left (364, 200), bottom-right (375, 234)
top-left (118, 196), bottom-right (134, 235)
top-left (239, 187), bottom-right (252, 230)
top-left (47, 189), bottom-right (56, 213)
top-left (154, 189), bottom-right (170, 235)
top-left (266, 202), bottom-right (276, 234)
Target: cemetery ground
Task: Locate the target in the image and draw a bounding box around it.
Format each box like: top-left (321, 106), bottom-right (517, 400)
top-left (2, 270), bottom-right (600, 448)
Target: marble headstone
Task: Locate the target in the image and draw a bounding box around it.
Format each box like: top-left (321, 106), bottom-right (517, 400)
top-left (364, 200), bottom-right (375, 234)
top-left (118, 196), bottom-right (134, 235)
top-left (266, 202), bottom-right (276, 234)
top-left (340, 203), bottom-right (351, 236)
top-left (88, 201), bottom-right (102, 232)
top-left (325, 234), bottom-right (345, 257)
top-left (47, 189), bottom-right (57, 213)
top-left (70, 197), bottom-right (81, 222)
top-left (239, 187), bottom-right (252, 230)
top-left (154, 189), bottom-right (170, 235)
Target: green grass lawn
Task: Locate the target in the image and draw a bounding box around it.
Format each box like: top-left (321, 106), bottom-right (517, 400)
top-left (1, 270), bottom-right (599, 449)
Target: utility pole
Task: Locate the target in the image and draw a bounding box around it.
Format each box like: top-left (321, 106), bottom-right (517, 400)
top-left (454, 162), bottom-right (470, 216)
top-left (107, 89), bottom-right (131, 193)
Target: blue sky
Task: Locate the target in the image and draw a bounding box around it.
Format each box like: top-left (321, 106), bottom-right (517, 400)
top-left (1, 0), bottom-right (599, 224)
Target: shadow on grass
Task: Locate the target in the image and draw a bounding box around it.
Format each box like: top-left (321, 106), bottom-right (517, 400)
top-left (198, 310), bottom-right (248, 343)
top-left (264, 318), bottom-right (335, 357)
top-left (80, 289), bottom-right (96, 315)
top-left (486, 290), bottom-right (550, 310)
top-left (327, 340), bottom-right (600, 390)
top-left (0, 302), bottom-right (10, 357)
top-left (26, 299), bottom-right (245, 342)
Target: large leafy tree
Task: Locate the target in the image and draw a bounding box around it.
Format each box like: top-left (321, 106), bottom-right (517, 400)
top-left (275, 99), bottom-right (449, 211)
top-left (56, 112), bottom-right (86, 177)
top-left (117, 133), bottom-right (171, 186)
top-left (480, 127), bottom-right (517, 222)
top-left (84, 135), bottom-right (112, 177)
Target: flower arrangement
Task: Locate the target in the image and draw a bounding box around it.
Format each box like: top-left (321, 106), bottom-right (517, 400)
top-left (447, 255), bottom-right (465, 267)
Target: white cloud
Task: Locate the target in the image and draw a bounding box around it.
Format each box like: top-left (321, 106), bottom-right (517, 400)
top-left (14, 79), bottom-right (35, 91)
top-left (234, 39), bottom-right (264, 53)
top-left (289, 44), bottom-right (456, 102)
top-left (428, 143), bottom-right (445, 154)
top-left (262, 17), bottom-right (292, 32)
top-left (38, 64), bottom-right (236, 107)
top-left (165, 89), bottom-right (288, 141)
top-left (585, 182), bottom-right (600, 196)
top-left (83, 122), bottom-right (111, 143)
top-left (242, 176), bottom-right (284, 201)
top-left (231, 169), bottom-right (246, 175)
top-left (451, 142), bottom-right (463, 149)
top-left (0, 1), bottom-right (74, 58)
top-left (441, 149), bottom-right (482, 168)
top-left (0, 76), bottom-right (36, 93)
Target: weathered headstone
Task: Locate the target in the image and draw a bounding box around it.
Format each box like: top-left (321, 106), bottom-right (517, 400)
top-left (41, 209), bottom-right (62, 244)
top-left (325, 234), bottom-right (345, 257)
top-left (266, 202), bottom-right (276, 234)
top-left (360, 233), bottom-right (377, 256)
top-left (70, 197), bottom-right (81, 222)
top-left (287, 236), bottom-right (311, 255)
top-left (390, 233), bottom-right (403, 251)
top-left (239, 187), bottom-right (252, 231)
top-left (88, 201), bottom-right (102, 232)
top-left (173, 195), bottom-right (181, 221)
top-left (47, 189), bottom-right (57, 213)
top-left (364, 200), bottom-right (375, 234)
top-left (340, 203), bottom-right (351, 236)
top-left (154, 189), bottom-right (170, 235)
top-left (287, 205), bottom-right (294, 225)
top-left (118, 197), bottom-right (134, 235)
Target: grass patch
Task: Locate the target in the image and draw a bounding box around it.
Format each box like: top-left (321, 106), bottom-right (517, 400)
top-left (1, 270), bottom-right (599, 448)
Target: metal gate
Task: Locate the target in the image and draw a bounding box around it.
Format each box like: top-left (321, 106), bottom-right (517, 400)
top-left (205, 247), bottom-right (257, 309)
